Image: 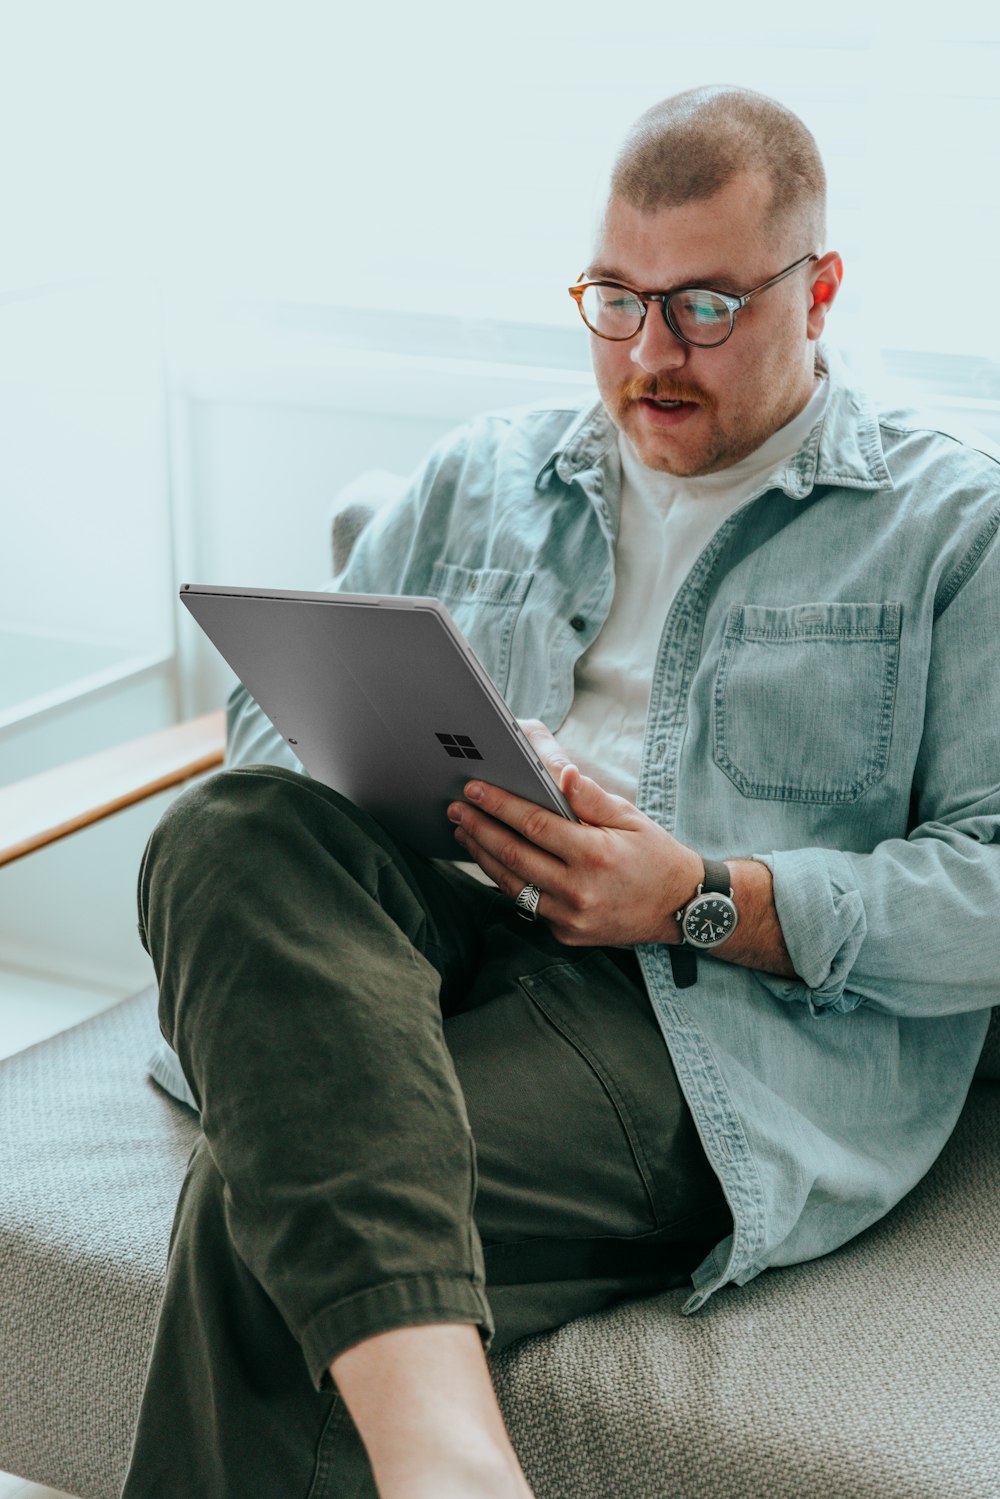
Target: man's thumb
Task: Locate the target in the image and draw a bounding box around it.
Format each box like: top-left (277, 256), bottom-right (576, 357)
top-left (559, 764), bottom-right (619, 825)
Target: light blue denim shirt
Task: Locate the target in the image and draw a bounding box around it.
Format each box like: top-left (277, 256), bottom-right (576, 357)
top-left (226, 354), bottom-right (1000, 1313)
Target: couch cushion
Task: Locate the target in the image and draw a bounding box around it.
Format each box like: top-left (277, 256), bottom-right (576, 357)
top-left (0, 989), bottom-right (199, 1499)
top-left (2, 989), bottom-right (998, 1499)
top-left (492, 1078), bottom-right (1000, 1497)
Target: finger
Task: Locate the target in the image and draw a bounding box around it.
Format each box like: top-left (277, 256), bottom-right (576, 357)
top-left (457, 779), bottom-right (578, 860)
top-left (556, 767), bottom-right (639, 830)
top-left (452, 824), bottom-right (558, 913)
top-left (451, 802), bottom-right (566, 886)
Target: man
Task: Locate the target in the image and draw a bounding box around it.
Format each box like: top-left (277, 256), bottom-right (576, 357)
top-left (123, 86), bottom-right (999, 1499)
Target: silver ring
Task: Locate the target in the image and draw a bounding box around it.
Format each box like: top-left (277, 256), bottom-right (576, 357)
top-left (514, 882), bottom-right (542, 922)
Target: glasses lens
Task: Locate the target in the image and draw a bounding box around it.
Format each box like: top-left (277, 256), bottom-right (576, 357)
top-left (668, 290), bottom-right (733, 346)
top-left (579, 284), bottom-right (644, 339)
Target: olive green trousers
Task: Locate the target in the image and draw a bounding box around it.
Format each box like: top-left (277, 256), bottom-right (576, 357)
top-left (121, 766), bottom-right (730, 1498)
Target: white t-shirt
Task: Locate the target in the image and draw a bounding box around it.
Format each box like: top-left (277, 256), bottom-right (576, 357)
top-left (556, 378), bottom-right (831, 803)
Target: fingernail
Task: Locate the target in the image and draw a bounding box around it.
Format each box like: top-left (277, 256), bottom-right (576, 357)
top-left (465, 782), bottom-right (484, 801)
top-left (447, 804), bottom-right (463, 823)
top-left (453, 827), bottom-right (468, 845)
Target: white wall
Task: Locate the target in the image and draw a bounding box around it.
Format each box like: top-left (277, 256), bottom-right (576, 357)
top-left (6, 4), bottom-right (997, 356)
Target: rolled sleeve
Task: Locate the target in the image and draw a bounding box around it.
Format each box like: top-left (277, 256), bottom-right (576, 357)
top-left (755, 848), bottom-right (867, 1015)
top-left (756, 823), bottom-right (1000, 1019)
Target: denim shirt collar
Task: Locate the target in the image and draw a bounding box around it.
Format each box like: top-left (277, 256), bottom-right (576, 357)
top-left (535, 345), bottom-right (894, 508)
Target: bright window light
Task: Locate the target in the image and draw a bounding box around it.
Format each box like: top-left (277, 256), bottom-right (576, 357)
top-left (2, 2), bottom-right (999, 362)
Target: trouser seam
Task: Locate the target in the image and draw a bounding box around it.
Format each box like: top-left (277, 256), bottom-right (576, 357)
top-left (524, 981), bottom-right (663, 1229)
top-left (304, 1399), bottom-right (346, 1499)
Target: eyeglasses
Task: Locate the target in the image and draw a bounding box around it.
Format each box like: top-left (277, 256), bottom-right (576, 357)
top-left (568, 253), bottom-right (818, 348)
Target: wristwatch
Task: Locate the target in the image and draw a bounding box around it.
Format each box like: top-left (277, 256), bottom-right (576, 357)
top-left (669, 858), bottom-right (739, 989)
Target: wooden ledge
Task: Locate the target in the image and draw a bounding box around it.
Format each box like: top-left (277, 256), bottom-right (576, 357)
top-left (0, 710), bottom-right (226, 868)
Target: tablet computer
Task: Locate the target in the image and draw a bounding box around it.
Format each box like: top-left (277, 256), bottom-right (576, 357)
top-left (180, 584), bottom-right (577, 860)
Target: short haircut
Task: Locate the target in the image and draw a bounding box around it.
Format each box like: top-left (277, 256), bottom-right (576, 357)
top-left (610, 86), bottom-right (826, 247)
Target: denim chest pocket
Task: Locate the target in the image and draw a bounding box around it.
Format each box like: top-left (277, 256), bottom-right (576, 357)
top-left (430, 561), bottom-right (534, 694)
top-left (712, 601), bottom-right (902, 803)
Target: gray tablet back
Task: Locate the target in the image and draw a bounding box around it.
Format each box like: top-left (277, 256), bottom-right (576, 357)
top-left (180, 585), bottom-right (575, 859)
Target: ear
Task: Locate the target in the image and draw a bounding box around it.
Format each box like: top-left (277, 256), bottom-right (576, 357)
top-left (806, 252), bottom-right (843, 339)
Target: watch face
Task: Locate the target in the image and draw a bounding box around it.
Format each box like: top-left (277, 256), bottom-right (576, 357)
top-left (683, 895), bottom-right (737, 949)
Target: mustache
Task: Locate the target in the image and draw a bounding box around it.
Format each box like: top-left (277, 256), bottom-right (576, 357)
top-left (615, 375), bottom-right (715, 413)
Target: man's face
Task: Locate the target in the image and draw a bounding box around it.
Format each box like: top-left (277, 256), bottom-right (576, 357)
top-left (587, 173), bottom-right (826, 476)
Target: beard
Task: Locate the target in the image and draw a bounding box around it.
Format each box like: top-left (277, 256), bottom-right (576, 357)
top-left (610, 372), bottom-right (804, 477)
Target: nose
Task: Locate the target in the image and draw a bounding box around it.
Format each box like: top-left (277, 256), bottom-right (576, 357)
top-left (630, 302), bottom-right (689, 375)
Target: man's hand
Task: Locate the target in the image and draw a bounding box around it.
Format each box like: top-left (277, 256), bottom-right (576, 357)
top-left (446, 720), bottom-right (703, 948)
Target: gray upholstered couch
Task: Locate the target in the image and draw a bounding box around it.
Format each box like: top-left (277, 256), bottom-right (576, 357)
top-left (2, 480), bottom-right (999, 1499)
top-left (2, 991), bottom-right (998, 1499)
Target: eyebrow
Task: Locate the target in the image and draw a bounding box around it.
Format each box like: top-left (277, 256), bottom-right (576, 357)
top-left (584, 263), bottom-right (744, 294)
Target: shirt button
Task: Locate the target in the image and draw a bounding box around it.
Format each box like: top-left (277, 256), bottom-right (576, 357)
top-left (570, 615), bottom-right (586, 632)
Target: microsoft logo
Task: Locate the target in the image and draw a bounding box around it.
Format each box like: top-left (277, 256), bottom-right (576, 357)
top-left (436, 732), bottom-right (483, 761)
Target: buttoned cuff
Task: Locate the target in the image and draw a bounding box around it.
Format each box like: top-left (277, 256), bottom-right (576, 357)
top-left (753, 848), bottom-right (867, 1015)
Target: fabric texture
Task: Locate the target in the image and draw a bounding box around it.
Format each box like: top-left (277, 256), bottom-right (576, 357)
top-left (226, 349), bottom-right (1000, 1310)
top-left (0, 991), bottom-right (199, 1499)
top-left (491, 1077), bottom-right (1000, 1499)
top-left (2, 988), bottom-right (997, 1499)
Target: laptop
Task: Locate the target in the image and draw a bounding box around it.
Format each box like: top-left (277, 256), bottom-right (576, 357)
top-left (180, 583), bottom-right (577, 860)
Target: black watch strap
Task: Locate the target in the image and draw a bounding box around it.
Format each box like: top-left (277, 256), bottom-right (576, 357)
top-left (669, 857), bottom-right (732, 989)
top-left (701, 858), bottom-right (732, 896)
top-left (669, 944), bottom-right (697, 988)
